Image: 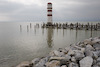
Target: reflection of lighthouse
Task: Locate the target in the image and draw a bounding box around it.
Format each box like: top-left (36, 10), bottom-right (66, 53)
top-left (47, 2), bottom-right (52, 26)
top-left (47, 28), bottom-right (53, 47)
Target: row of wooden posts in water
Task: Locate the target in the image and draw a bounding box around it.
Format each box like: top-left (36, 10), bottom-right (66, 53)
top-left (20, 22), bottom-right (100, 32)
top-left (42, 22), bottom-right (100, 30)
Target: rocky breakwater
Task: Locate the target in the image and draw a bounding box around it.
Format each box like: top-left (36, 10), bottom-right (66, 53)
top-left (16, 37), bottom-right (100, 67)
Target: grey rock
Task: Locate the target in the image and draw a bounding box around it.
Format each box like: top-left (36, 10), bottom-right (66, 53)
top-left (74, 50), bottom-right (85, 60)
top-left (85, 50), bottom-right (93, 57)
top-left (65, 55), bottom-right (71, 61)
top-left (97, 62), bottom-right (100, 66)
top-left (68, 62), bottom-right (79, 67)
top-left (34, 58), bottom-right (46, 67)
top-left (93, 52), bottom-right (98, 59)
top-left (71, 57), bottom-right (76, 62)
top-left (67, 50), bottom-right (75, 56)
top-left (49, 57), bottom-right (66, 61)
top-left (61, 65), bottom-right (67, 67)
top-left (93, 43), bottom-right (100, 50)
top-left (86, 44), bottom-right (94, 51)
top-left (31, 58), bottom-right (40, 65)
top-left (45, 60), bottom-right (60, 67)
top-left (79, 56), bottom-right (93, 67)
top-left (92, 65), bottom-right (99, 67)
top-left (97, 57), bottom-right (100, 62)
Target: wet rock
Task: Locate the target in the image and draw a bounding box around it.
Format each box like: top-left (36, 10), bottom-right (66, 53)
top-left (16, 61), bottom-right (32, 67)
top-left (46, 60), bottom-right (60, 67)
top-left (79, 56), bottom-right (93, 67)
top-left (68, 62), bottom-right (79, 67)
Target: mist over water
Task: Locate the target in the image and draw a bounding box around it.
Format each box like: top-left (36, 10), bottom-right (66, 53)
top-left (0, 22), bottom-right (100, 67)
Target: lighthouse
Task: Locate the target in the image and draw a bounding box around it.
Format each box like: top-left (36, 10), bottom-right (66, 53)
top-left (47, 2), bottom-right (52, 26)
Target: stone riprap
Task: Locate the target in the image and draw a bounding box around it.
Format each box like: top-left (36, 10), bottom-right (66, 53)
top-left (16, 37), bottom-right (100, 67)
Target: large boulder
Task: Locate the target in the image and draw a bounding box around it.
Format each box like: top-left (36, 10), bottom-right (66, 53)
top-left (79, 56), bottom-right (93, 67)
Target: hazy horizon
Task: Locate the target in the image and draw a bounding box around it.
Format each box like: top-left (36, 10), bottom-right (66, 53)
top-left (0, 0), bottom-right (100, 22)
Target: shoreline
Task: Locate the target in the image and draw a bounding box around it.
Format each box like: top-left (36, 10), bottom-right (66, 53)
top-left (17, 37), bottom-right (100, 67)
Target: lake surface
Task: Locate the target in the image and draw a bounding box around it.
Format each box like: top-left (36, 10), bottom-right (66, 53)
top-left (0, 22), bottom-right (100, 67)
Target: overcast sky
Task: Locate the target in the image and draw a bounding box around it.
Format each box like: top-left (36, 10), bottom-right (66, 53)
top-left (0, 0), bottom-right (100, 22)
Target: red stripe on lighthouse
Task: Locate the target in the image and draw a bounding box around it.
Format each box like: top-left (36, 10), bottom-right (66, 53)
top-left (48, 10), bottom-right (52, 12)
top-left (48, 3), bottom-right (52, 4)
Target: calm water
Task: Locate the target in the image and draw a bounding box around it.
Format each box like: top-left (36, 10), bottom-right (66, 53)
top-left (0, 22), bottom-right (100, 67)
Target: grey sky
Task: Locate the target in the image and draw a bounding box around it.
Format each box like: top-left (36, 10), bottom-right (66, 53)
top-left (0, 0), bottom-right (100, 22)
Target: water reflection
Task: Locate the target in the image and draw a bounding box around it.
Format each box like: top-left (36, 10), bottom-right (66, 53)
top-left (42, 28), bottom-right (44, 35)
top-left (20, 25), bottom-right (22, 32)
top-left (47, 28), bottom-right (54, 48)
top-left (27, 25), bottom-right (29, 32)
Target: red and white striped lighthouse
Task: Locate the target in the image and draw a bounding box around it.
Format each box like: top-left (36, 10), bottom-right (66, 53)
top-left (47, 2), bottom-right (52, 25)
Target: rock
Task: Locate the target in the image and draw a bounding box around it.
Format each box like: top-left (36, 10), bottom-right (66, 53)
top-left (61, 65), bottom-right (67, 67)
top-left (93, 60), bottom-right (97, 65)
top-left (65, 47), bottom-right (71, 52)
top-left (45, 60), bottom-right (60, 67)
top-left (93, 52), bottom-right (98, 59)
top-left (84, 39), bottom-right (92, 45)
top-left (92, 39), bottom-right (100, 44)
top-left (16, 61), bottom-right (32, 67)
top-left (85, 50), bottom-right (93, 57)
top-left (73, 50), bottom-right (85, 60)
top-left (68, 62), bottom-right (79, 67)
top-left (97, 62), bottom-right (100, 66)
top-left (97, 57), bottom-right (100, 62)
top-left (92, 65), bottom-right (99, 67)
top-left (49, 57), bottom-right (66, 61)
top-left (34, 58), bottom-right (46, 67)
top-left (49, 50), bottom-right (61, 57)
top-left (71, 57), bottom-right (76, 62)
top-left (86, 44), bottom-right (94, 51)
top-left (93, 43), bottom-right (100, 50)
top-left (67, 50), bottom-right (75, 56)
top-left (64, 55), bottom-right (71, 61)
top-left (31, 58), bottom-right (40, 65)
top-left (79, 56), bottom-right (93, 67)
top-left (80, 48), bottom-right (85, 53)
top-left (93, 50), bottom-right (100, 57)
